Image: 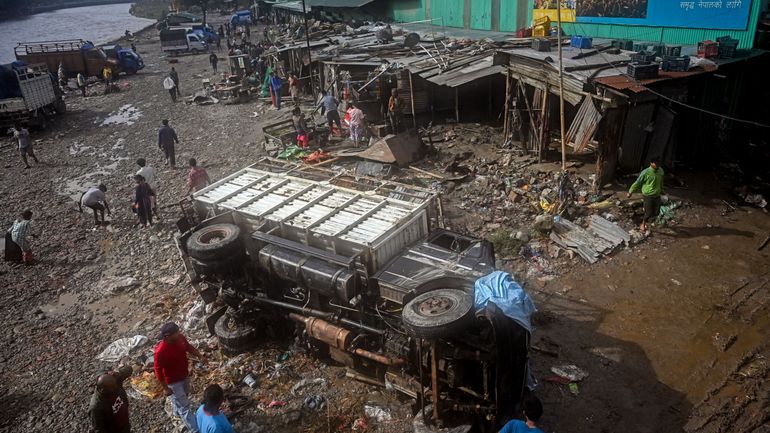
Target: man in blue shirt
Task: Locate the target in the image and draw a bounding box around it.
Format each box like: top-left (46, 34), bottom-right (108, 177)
top-left (270, 72), bottom-right (282, 110)
top-left (196, 384), bottom-right (234, 433)
top-left (499, 395), bottom-right (545, 433)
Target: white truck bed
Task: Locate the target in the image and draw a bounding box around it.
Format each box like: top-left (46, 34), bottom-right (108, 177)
top-left (192, 160), bottom-right (437, 271)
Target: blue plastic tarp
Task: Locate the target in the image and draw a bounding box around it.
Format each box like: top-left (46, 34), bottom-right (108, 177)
top-left (474, 271), bottom-right (537, 333)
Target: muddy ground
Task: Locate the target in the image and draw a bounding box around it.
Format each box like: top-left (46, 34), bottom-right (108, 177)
top-left (0, 23), bottom-right (769, 433)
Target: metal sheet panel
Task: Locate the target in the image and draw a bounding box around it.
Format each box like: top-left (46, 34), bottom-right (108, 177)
top-left (389, 0), bottom-right (426, 23)
top-left (470, 0), bottom-right (492, 30)
top-left (499, 0), bottom-right (521, 31)
top-left (430, 0), bottom-right (465, 28)
top-left (618, 102), bottom-right (656, 171)
top-left (372, 211), bottom-right (428, 270)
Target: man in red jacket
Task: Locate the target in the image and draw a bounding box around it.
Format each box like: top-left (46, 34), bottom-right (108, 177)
top-left (154, 322), bottom-right (202, 433)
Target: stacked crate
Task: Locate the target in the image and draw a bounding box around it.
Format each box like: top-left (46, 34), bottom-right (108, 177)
top-left (697, 40), bottom-right (719, 58)
top-left (661, 56), bottom-right (690, 72)
top-left (717, 36), bottom-right (739, 58)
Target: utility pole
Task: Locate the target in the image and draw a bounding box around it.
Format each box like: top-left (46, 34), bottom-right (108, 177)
top-left (300, 0), bottom-right (316, 94)
top-left (557, 0), bottom-right (567, 170)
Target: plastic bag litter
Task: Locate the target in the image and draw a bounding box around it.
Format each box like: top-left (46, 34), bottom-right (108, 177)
top-left (364, 404), bottom-right (392, 422)
top-left (303, 395), bottom-right (326, 411)
top-left (96, 335), bottom-right (148, 362)
top-left (413, 405), bottom-right (471, 433)
top-left (291, 378), bottom-right (326, 395)
top-left (474, 271), bottom-right (537, 333)
top-left (551, 364), bottom-right (589, 382)
top-left (183, 299), bottom-right (206, 331)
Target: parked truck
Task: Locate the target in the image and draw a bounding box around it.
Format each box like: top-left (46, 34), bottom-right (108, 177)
top-left (160, 29), bottom-right (208, 56)
top-left (167, 25), bottom-right (219, 45)
top-left (0, 62), bottom-right (65, 129)
top-left (100, 44), bottom-right (145, 75)
top-left (176, 158), bottom-right (531, 428)
top-left (15, 40), bottom-right (141, 78)
top-left (230, 9), bottom-right (252, 26)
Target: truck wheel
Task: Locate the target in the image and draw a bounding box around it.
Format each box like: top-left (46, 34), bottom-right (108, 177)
top-left (190, 255), bottom-right (245, 275)
top-left (191, 48), bottom-right (199, 55)
top-left (215, 313), bottom-right (259, 355)
top-left (402, 288), bottom-right (474, 340)
top-left (186, 223), bottom-right (242, 261)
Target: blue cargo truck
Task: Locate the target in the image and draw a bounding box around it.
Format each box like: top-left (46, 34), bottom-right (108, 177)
top-left (101, 44), bottom-right (145, 75)
top-left (15, 40), bottom-right (143, 77)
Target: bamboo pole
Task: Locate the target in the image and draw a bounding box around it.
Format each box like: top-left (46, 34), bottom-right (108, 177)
top-left (557, 0), bottom-right (567, 170)
top-left (408, 71), bottom-right (417, 129)
top-left (503, 68), bottom-right (511, 143)
top-left (300, 0), bottom-right (315, 93)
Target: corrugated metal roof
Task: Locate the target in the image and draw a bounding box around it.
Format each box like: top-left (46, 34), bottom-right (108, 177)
top-left (593, 50), bottom-right (766, 92)
top-left (272, 1), bottom-right (305, 12)
top-left (587, 215), bottom-right (630, 245)
top-left (308, 0), bottom-right (374, 7)
top-left (593, 68), bottom-right (712, 92)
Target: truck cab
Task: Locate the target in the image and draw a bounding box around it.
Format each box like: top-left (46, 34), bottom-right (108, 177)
top-left (168, 25), bottom-right (219, 45)
top-left (101, 44), bottom-right (144, 75)
top-left (160, 29), bottom-right (208, 56)
top-left (187, 34), bottom-right (207, 53)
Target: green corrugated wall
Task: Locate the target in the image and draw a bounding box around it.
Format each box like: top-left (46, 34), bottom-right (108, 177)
top-left (560, 0), bottom-right (761, 49)
top-left (499, 0), bottom-right (520, 31)
top-left (470, 0), bottom-right (492, 30)
top-left (387, 0), bottom-right (761, 48)
top-left (430, 0), bottom-right (465, 27)
top-left (388, 0), bottom-right (426, 23)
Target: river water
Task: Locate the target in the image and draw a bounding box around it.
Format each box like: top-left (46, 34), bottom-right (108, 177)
top-left (0, 3), bottom-right (155, 64)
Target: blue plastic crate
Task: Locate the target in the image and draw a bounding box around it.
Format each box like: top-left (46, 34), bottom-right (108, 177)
top-left (570, 35), bottom-right (593, 49)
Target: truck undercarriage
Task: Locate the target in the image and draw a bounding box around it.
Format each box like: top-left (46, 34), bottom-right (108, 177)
top-left (176, 158), bottom-right (530, 429)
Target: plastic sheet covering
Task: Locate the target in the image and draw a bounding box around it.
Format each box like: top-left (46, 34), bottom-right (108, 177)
top-left (96, 335), bottom-right (148, 362)
top-left (474, 271), bottom-right (536, 333)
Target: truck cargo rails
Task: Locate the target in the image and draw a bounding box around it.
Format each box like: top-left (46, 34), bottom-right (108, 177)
top-left (175, 158), bottom-right (531, 430)
top-left (15, 40), bottom-right (122, 78)
top-left (0, 63), bottom-right (65, 129)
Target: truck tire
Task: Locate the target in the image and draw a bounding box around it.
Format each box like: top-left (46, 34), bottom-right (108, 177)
top-left (402, 288), bottom-right (474, 340)
top-left (186, 223), bottom-right (242, 261)
top-left (215, 313), bottom-right (259, 355)
top-left (190, 255), bottom-right (245, 275)
top-left (191, 48), bottom-right (199, 55)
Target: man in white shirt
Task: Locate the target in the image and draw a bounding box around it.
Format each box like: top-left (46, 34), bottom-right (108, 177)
top-left (11, 125), bottom-right (39, 169)
top-left (79, 184), bottom-right (111, 226)
top-left (136, 158), bottom-right (157, 217)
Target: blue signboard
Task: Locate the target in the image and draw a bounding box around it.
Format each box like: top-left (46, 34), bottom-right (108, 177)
top-left (574, 0), bottom-right (753, 30)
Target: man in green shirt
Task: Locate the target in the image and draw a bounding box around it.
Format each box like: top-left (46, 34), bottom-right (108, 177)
top-left (627, 158), bottom-right (664, 232)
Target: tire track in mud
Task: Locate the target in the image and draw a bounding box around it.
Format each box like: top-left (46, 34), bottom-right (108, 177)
top-left (686, 274), bottom-right (770, 433)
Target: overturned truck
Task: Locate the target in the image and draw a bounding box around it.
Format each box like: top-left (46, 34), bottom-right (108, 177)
top-left (176, 158), bottom-right (530, 428)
